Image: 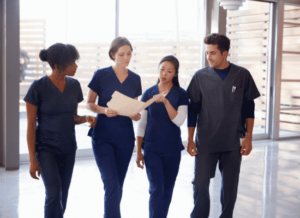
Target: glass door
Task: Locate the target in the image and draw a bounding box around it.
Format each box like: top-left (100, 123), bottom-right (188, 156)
top-left (226, 1), bottom-right (271, 139)
top-left (279, 3), bottom-right (300, 138)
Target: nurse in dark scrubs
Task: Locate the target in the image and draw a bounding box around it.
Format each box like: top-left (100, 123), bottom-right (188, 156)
top-left (24, 43), bottom-right (97, 218)
top-left (187, 34), bottom-right (260, 218)
top-left (136, 55), bottom-right (188, 218)
top-left (86, 37), bottom-right (142, 218)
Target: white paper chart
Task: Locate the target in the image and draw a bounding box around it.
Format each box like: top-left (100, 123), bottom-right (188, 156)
top-left (107, 91), bottom-right (163, 116)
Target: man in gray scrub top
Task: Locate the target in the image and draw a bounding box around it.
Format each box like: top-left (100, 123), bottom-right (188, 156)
top-left (187, 33), bottom-right (260, 218)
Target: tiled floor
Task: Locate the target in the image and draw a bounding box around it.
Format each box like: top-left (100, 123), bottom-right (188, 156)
top-left (1, 139), bottom-right (300, 218)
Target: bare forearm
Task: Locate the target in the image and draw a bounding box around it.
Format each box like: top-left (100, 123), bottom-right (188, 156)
top-left (74, 115), bottom-right (87, 125)
top-left (27, 124), bottom-right (37, 162)
top-left (136, 136), bottom-right (144, 153)
top-left (87, 102), bottom-right (106, 114)
top-left (164, 100), bottom-right (178, 120)
top-left (245, 118), bottom-right (254, 140)
top-left (240, 118), bottom-right (254, 156)
top-left (187, 127), bottom-right (197, 156)
top-left (188, 127), bottom-right (196, 142)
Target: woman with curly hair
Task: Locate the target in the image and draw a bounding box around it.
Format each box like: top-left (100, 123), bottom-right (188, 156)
top-left (24, 43), bottom-right (97, 218)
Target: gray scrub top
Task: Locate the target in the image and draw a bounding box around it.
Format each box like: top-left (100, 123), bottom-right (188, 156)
top-left (187, 64), bottom-right (260, 153)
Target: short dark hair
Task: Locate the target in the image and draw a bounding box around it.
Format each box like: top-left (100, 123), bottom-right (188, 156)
top-left (204, 33), bottom-right (230, 54)
top-left (157, 55), bottom-right (180, 87)
top-left (39, 43), bottom-right (79, 70)
top-left (109, 37), bottom-right (133, 61)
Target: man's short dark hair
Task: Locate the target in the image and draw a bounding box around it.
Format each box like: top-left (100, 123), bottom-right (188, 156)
top-left (204, 33), bottom-right (230, 54)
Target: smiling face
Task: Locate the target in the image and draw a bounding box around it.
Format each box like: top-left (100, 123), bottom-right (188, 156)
top-left (206, 44), bottom-right (228, 69)
top-left (159, 61), bottom-right (177, 84)
top-left (112, 45), bottom-right (132, 68)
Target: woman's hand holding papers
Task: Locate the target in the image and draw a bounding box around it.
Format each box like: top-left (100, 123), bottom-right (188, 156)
top-left (156, 93), bottom-right (178, 121)
top-left (105, 108), bottom-right (119, 117)
top-left (156, 95), bottom-right (168, 104)
top-left (129, 113), bottom-right (141, 121)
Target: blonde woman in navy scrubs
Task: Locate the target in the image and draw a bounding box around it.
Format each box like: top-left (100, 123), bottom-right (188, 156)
top-left (86, 37), bottom-right (142, 218)
top-left (136, 55), bottom-right (188, 218)
top-left (25, 43), bottom-right (97, 218)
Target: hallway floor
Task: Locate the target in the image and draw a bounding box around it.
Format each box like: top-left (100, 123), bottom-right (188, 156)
top-left (1, 139), bottom-right (300, 218)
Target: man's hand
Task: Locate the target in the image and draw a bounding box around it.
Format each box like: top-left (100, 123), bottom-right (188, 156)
top-left (187, 140), bottom-right (197, 156)
top-left (240, 137), bottom-right (252, 156)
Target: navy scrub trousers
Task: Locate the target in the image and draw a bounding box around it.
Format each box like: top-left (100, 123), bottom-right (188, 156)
top-left (141, 85), bottom-right (188, 218)
top-left (191, 151), bottom-right (242, 218)
top-left (36, 151), bottom-right (76, 218)
top-left (92, 140), bottom-right (134, 218)
top-left (88, 66), bottom-right (142, 218)
top-left (24, 76), bottom-right (84, 218)
top-left (144, 151), bottom-right (181, 218)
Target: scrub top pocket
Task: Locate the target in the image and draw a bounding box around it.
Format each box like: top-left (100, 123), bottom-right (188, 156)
top-left (230, 87), bottom-right (243, 103)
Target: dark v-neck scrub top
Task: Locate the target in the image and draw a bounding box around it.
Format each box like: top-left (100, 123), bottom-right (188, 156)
top-left (187, 64), bottom-right (260, 153)
top-left (24, 76), bottom-right (84, 155)
top-left (141, 85), bottom-right (189, 153)
top-left (87, 66), bottom-right (142, 146)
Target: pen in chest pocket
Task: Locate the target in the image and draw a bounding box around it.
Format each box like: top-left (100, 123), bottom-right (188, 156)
top-left (232, 86), bottom-right (236, 93)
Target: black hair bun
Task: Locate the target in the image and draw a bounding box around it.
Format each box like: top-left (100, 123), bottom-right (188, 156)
top-left (39, 49), bottom-right (48, 61)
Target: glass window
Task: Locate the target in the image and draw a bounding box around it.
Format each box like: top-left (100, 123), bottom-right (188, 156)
top-left (279, 4), bottom-right (300, 138)
top-left (226, 1), bottom-right (271, 136)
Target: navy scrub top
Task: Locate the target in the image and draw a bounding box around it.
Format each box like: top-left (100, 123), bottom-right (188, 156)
top-left (187, 64), bottom-right (260, 153)
top-left (141, 85), bottom-right (189, 153)
top-left (24, 76), bottom-right (84, 155)
top-left (88, 66), bottom-right (142, 146)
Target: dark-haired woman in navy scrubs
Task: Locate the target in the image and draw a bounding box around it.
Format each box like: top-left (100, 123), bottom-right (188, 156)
top-left (136, 55), bottom-right (188, 218)
top-left (86, 37), bottom-right (142, 218)
top-left (25, 43), bottom-right (97, 218)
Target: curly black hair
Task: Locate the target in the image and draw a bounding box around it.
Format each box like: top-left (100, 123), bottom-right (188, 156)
top-left (39, 43), bottom-right (80, 70)
top-left (204, 33), bottom-right (230, 54)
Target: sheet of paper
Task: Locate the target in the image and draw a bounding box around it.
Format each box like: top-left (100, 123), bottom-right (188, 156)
top-left (107, 91), bottom-right (162, 117)
top-left (141, 93), bottom-right (163, 111)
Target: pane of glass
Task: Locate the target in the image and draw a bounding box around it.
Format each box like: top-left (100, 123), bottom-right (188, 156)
top-left (119, 0), bottom-right (202, 142)
top-left (20, 0), bottom-right (115, 154)
top-left (119, 0), bottom-right (201, 41)
top-left (226, 1), bottom-right (270, 135)
top-left (279, 4), bottom-right (300, 138)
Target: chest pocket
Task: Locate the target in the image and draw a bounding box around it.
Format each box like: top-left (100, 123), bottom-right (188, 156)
top-left (230, 87), bottom-right (243, 103)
